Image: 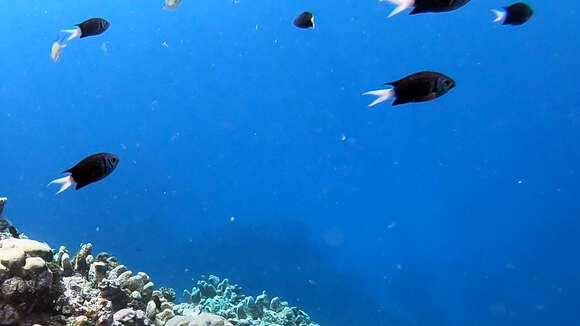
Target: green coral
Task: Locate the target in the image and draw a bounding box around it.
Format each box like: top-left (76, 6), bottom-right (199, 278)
top-left (176, 275), bottom-right (319, 326)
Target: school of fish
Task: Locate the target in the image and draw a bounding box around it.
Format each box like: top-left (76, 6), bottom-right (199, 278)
top-left (46, 1), bottom-right (534, 193)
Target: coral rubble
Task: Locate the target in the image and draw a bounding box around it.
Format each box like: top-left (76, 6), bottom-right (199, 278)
top-left (0, 198), bottom-right (320, 326)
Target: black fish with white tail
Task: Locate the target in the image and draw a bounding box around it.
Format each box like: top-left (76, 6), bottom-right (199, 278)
top-left (294, 12), bottom-right (315, 29)
top-left (492, 3), bottom-right (533, 25)
top-left (383, 0), bottom-right (470, 17)
top-left (49, 153), bottom-right (120, 194)
top-left (62, 18), bottom-right (110, 42)
top-left (363, 71), bottom-right (455, 107)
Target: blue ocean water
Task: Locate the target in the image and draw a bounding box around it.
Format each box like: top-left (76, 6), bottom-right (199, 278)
top-left (1, 1), bottom-right (579, 325)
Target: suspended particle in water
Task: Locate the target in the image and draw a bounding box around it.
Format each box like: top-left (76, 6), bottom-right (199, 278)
top-left (230, 216), bottom-right (235, 222)
top-left (95, 226), bottom-right (100, 232)
top-left (341, 134), bottom-right (347, 142)
top-left (517, 180), bottom-right (523, 184)
top-left (101, 41), bottom-right (110, 56)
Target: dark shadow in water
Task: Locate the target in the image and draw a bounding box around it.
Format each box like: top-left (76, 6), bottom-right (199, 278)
top-left (381, 265), bottom-right (447, 326)
top-left (147, 218), bottom-right (444, 326)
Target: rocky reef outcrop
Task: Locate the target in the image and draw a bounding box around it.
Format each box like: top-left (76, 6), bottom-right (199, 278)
top-left (0, 198), bottom-right (320, 326)
top-left (0, 238), bottom-right (54, 324)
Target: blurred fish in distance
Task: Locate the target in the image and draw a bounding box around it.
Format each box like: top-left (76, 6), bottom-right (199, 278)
top-left (381, 0), bottom-right (471, 18)
top-left (164, 0), bottom-right (182, 10)
top-left (363, 71), bottom-right (455, 107)
top-left (50, 36), bottom-right (67, 62)
top-left (49, 153), bottom-right (120, 194)
top-left (294, 12), bottom-right (315, 29)
top-left (492, 2), bottom-right (534, 25)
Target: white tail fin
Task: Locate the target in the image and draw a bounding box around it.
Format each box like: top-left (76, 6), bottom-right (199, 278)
top-left (61, 28), bottom-right (82, 42)
top-left (362, 89), bottom-right (395, 107)
top-left (491, 9), bottom-right (506, 23)
top-left (48, 176), bottom-right (74, 194)
top-left (380, 0), bottom-right (415, 18)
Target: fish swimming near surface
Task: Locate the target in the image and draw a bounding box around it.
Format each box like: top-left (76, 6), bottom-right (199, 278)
top-left (164, 0), bottom-right (182, 10)
top-left (62, 18), bottom-right (111, 42)
top-left (492, 2), bottom-right (533, 25)
top-left (381, 0), bottom-right (471, 18)
top-left (363, 71), bottom-right (455, 107)
top-left (49, 153), bottom-right (120, 194)
top-left (293, 12), bottom-right (315, 29)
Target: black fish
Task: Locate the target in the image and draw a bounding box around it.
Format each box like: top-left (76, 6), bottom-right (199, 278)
top-left (49, 153), bottom-right (120, 194)
top-left (62, 18), bottom-right (110, 41)
top-left (385, 0), bottom-right (471, 17)
top-left (293, 12), bottom-right (315, 29)
top-left (0, 197), bottom-right (5, 217)
top-left (493, 3), bottom-right (533, 25)
top-left (77, 18), bottom-right (110, 38)
top-left (7, 226), bottom-right (19, 239)
top-left (153, 295), bottom-right (162, 309)
top-left (363, 71), bottom-right (455, 107)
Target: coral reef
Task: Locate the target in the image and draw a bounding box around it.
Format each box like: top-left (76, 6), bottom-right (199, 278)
top-left (178, 275), bottom-right (318, 326)
top-left (0, 236), bottom-right (174, 326)
top-left (166, 313), bottom-right (233, 326)
top-left (0, 198), bottom-right (320, 326)
top-left (0, 238), bottom-right (54, 325)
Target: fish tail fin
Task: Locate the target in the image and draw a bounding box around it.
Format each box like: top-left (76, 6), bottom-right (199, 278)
top-left (380, 0), bottom-right (415, 18)
top-left (491, 9), bottom-right (506, 23)
top-left (362, 89), bottom-right (395, 108)
top-left (61, 28), bottom-right (81, 42)
top-left (48, 176), bottom-right (74, 194)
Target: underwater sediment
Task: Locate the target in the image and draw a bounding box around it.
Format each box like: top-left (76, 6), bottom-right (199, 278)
top-left (0, 198), bottom-right (320, 326)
